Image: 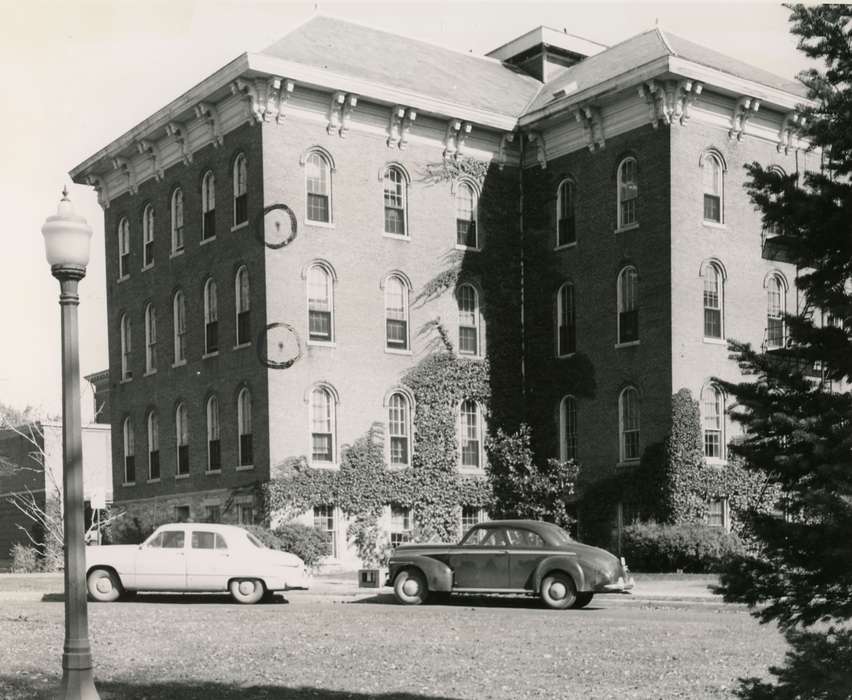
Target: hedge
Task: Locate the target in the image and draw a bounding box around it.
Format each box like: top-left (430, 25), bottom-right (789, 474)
top-left (621, 522), bottom-right (745, 573)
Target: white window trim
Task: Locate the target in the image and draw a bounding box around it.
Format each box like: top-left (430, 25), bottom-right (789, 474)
top-left (555, 282), bottom-right (575, 359)
top-left (237, 387), bottom-right (253, 470)
top-left (381, 165), bottom-right (409, 239)
top-left (306, 262), bottom-right (336, 347)
top-left (201, 170), bottom-right (216, 240)
top-left (555, 178), bottom-right (576, 249)
top-left (559, 395), bottom-right (577, 462)
top-left (385, 390), bottom-right (414, 469)
top-left (122, 416), bottom-right (135, 485)
top-left (701, 151), bottom-right (725, 225)
top-left (616, 157), bottom-right (638, 231)
top-left (457, 399), bottom-right (487, 473)
top-left (618, 387), bottom-right (641, 465)
top-left (308, 384), bottom-right (339, 468)
top-left (120, 314), bottom-right (132, 382)
top-left (383, 273), bottom-right (412, 354)
top-left (170, 188), bottom-right (184, 255)
top-left (142, 204), bottom-right (155, 270)
top-left (453, 179), bottom-right (480, 251)
top-left (701, 383), bottom-right (727, 464)
top-left (233, 153), bottom-right (248, 228)
top-left (701, 261), bottom-right (726, 342)
top-left (456, 283), bottom-right (482, 359)
top-left (616, 266), bottom-right (639, 346)
top-left (303, 150), bottom-right (334, 227)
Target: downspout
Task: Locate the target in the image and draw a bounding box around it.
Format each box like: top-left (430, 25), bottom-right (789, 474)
top-left (519, 131), bottom-right (527, 406)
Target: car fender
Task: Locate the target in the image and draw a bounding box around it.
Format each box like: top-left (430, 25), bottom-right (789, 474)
top-left (533, 555), bottom-right (588, 592)
top-left (391, 554), bottom-right (453, 592)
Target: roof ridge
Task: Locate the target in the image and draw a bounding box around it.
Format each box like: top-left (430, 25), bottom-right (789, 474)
top-left (655, 26), bottom-right (677, 57)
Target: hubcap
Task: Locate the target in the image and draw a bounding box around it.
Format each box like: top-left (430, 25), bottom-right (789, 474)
top-left (402, 579), bottom-right (419, 597)
top-left (96, 577), bottom-right (112, 594)
top-left (238, 580), bottom-right (255, 596)
top-left (549, 582), bottom-right (566, 600)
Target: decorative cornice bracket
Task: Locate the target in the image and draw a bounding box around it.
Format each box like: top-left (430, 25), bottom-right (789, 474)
top-left (111, 156), bottom-right (138, 195)
top-left (497, 132), bottom-right (515, 170)
top-left (400, 108), bottom-right (416, 150)
top-left (639, 79), bottom-right (703, 128)
top-left (527, 131), bottom-right (547, 169)
top-left (136, 139), bottom-right (164, 181)
top-left (86, 174), bottom-right (110, 209)
top-left (387, 105), bottom-right (405, 148)
top-left (678, 80), bottom-right (703, 125)
top-left (339, 94), bottom-right (358, 138)
top-left (777, 112), bottom-right (803, 154)
top-left (573, 104), bottom-right (605, 151)
top-left (273, 78), bottom-right (295, 123)
top-left (730, 95), bottom-right (760, 141)
top-left (327, 91), bottom-right (346, 135)
top-left (230, 78), bottom-right (263, 125)
top-left (165, 122), bottom-right (193, 165)
top-left (194, 101), bottom-right (223, 147)
top-left (442, 119), bottom-right (471, 159)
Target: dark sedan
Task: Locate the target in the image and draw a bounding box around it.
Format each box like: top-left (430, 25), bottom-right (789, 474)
top-left (387, 519), bottom-right (633, 609)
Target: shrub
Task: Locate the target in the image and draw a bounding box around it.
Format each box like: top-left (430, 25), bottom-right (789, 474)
top-left (105, 515), bottom-right (161, 545)
top-left (622, 522), bottom-right (744, 573)
top-left (10, 543), bottom-right (40, 573)
top-left (243, 523), bottom-right (329, 568)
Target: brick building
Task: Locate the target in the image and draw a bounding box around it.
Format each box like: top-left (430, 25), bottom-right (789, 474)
top-left (70, 17), bottom-right (812, 565)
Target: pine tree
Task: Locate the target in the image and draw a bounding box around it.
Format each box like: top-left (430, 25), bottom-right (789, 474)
top-left (715, 5), bottom-right (852, 698)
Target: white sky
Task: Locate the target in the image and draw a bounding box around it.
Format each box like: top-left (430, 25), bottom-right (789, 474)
top-left (0, 0), bottom-right (810, 416)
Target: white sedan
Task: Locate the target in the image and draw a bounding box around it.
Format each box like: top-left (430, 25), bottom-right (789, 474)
top-left (85, 523), bottom-right (310, 604)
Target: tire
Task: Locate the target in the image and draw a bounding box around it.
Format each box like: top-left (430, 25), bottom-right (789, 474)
top-left (393, 568), bottom-right (429, 605)
top-left (540, 572), bottom-right (577, 610)
top-left (87, 568), bottom-right (122, 603)
top-left (229, 578), bottom-right (265, 604)
top-left (572, 592), bottom-right (594, 609)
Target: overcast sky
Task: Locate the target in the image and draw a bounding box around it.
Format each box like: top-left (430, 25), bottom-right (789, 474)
top-left (0, 1), bottom-right (811, 416)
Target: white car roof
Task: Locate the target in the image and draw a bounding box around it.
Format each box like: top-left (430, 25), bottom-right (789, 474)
top-left (155, 523), bottom-right (251, 534)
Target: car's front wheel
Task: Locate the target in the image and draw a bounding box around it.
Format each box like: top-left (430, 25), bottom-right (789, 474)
top-left (393, 568), bottom-right (429, 605)
top-left (540, 572), bottom-right (577, 610)
top-left (572, 592), bottom-right (594, 609)
top-left (86, 568), bottom-right (122, 603)
top-left (229, 578), bottom-right (265, 604)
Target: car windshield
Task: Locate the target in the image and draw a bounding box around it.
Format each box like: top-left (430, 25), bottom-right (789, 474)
top-left (245, 532), bottom-right (265, 548)
top-left (543, 524), bottom-right (573, 546)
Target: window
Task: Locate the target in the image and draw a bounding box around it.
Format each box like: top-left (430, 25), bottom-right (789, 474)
top-left (117, 217), bottom-right (130, 278)
top-left (206, 396), bottom-right (220, 472)
top-left (142, 204), bottom-right (155, 268)
top-left (122, 417), bottom-right (135, 484)
top-left (617, 157), bottom-right (638, 229)
top-left (307, 264), bottom-right (333, 342)
top-left (619, 502), bottom-right (642, 529)
top-left (171, 188), bottom-right (184, 253)
top-left (238, 388), bottom-right (253, 467)
top-left (766, 274), bottom-right (786, 349)
top-left (703, 263), bottom-right (724, 339)
top-left (556, 282), bottom-right (576, 356)
top-left (233, 153), bottom-right (248, 226)
top-left (313, 504), bottom-right (336, 557)
top-left (383, 166), bottom-right (407, 236)
top-left (204, 505), bottom-right (221, 523)
top-left (707, 498), bottom-right (728, 529)
top-left (173, 290), bottom-right (186, 364)
top-left (764, 167), bottom-right (786, 237)
top-left (390, 506), bottom-right (411, 547)
top-left (147, 411), bottom-right (159, 481)
top-left (460, 507), bottom-right (487, 533)
top-left (310, 387), bottom-right (336, 464)
top-left (120, 314), bottom-right (132, 380)
top-left (556, 179), bottom-right (576, 246)
top-left (455, 181), bottom-right (478, 248)
top-left (175, 402), bottom-right (189, 476)
top-left (457, 284), bottom-right (480, 356)
top-left (191, 531), bottom-right (226, 550)
top-left (162, 527), bottom-right (186, 544)
top-left (459, 400), bottom-right (483, 469)
top-left (201, 170), bottom-right (216, 240)
top-left (702, 384), bottom-right (725, 460)
top-left (204, 278), bottom-right (218, 354)
top-left (617, 266), bottom-right (639, 344)
top-left (238, 504), bottom-right (254, 525)
top-left (144, 304), bottom-right (157, 373)
top-left (702, 152), bottom-right (723, 223)
top-left (506, 528), bottom-right (545, 548)
top-left (387, 392), bottom-right (411, 467)
top-left (619, 387), bottom-right (640, 463)
top-left (306, 151), bottom-right (331, 223)
top-left (235, 266), bottom-right (251, 346)
top-left (384, 275), bottom-right (409, 350)
top-left (559, 395), bottom-right (577, 461)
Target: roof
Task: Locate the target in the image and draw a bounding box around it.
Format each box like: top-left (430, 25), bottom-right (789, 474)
top-left (260, 15), bottom-right (543, 119)
top-left (486, 25), bottom-right (608, 62)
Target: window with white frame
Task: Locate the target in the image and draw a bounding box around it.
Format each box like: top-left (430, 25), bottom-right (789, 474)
top-left (235, 266), bottom-right (251, 346)
top-left (142, 204), bottom-right (155, 268)
top-left (307, 264), bottom-right (333, 342)
top-left (238, 503), bottom-right (254, 526)
top-left (703, 263), bottom-right (724, 339)
top-left (619, 387), bottom-right (640, 463)
top-left (233, 153), bottom-right (248, 226)
top-left (387, 392), bottom-right (411, 467)
top-left (703, 152), bottom-right (724, 223)
top-left (201, 170), bottom-right (216, 240)
top-left (147, 411), bottom-right (159, 481)
top-left (313, 504), bottom-right (336, 557)
top-left (120, 314), bottom-right (132, 380)
top-left (702, 384), bottom-right (725, 460)
top-left (459, 400), bottom-right (483, 469)
top-left (766, 274), bottom-right (786, 349)
top-left (764, 167), bottom-right (786, 237)
top-left (175, 402), bottom-right (189, 476)
top-left (144, 304), bottom-right (157, 373)
top-left (390, 505), bottom-right (412, 547)
top-left (206, 396), bottom-right (220, 471)
top-left (118, 217), bottom-right (130, 278)
top-left (238, 387), bottom-right (253, 467)
top-left (384, 275), bottom-right (409, 350)
top-left (204, 278), bottom-right (218, 354)
top-left (383, 166), bottom-right (407, 236)
top-left (460, 506), bottom-right (487, 533)
top-left (617, 157), bottom-right (638, 229)
top-left (204, 504), bottom-right (221, 523)
top-left (707, 498), bottom-right (728, 529)
top-left (306, 151), bottom-right (331, 223)
top-left (457, 284), bottom-right (480, 356)
top-left (617, 266), bottom-right (639, 344)
top-left (171, 188), bottom-right (184, 253)
top-left (310, 386), bottom-right (336, 464)
top-left (556, 282), bottom-right (576, 356)
top-left (123, 416), bottom-right (135, 484)
top-left (556, 178), bottom-right (575, 247)
top-left (173, 290), bottom-right (186, 364)
top-left (559, 395), bottom-right (577, 462)
top-left (455, 181), bottom-right (478, 248)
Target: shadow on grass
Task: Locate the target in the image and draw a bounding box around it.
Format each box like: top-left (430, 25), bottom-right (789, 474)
top-left (0, 677), bottom-right (461, 700)
top-left (41, 593), bottom-right (291, 605)
top-left (350, 592), bottom-right (605, 611)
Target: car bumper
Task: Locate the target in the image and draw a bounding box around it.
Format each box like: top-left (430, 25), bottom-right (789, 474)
top-left (600, 575), bottom-right (635, 592)
top-left (265, 570), bottom-right (312, 591)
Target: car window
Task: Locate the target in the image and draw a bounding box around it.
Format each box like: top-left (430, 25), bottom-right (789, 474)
top-left (506, 528), bottom-right (545, 548)
top-left (461, 527), bottom-right (508, 547)
top-left (191, 531), bottom-right (216, 549)
top-left (461, 527), bottom-right (489, 546)
top-left (161, 530), bottom-right (185, 549)
top-left (215, 534), bottom-right (228, 550)
top-left (145, 532), bottom-right (164, 548)
top-left (245, 532), bottom-right (265, 548)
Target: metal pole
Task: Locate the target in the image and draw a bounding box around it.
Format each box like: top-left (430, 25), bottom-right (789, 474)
top-left (54, 264), bottom-right (100, 700)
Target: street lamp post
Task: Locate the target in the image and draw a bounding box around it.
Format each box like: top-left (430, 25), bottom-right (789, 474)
top-left (42, 188), bottom-right (101, 700)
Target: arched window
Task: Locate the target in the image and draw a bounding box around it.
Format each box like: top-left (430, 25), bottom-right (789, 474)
top-left (120, 314), bottom-right (132, 380)
top-left (702, 152), bottom-right (724, 223)
top-left (387, 392), bottom-right (411, 467)
top-left (204, 278), bottom-right (218, 354)
top-left (455, 181), bottom-right (478, 248)
top-left (766, 274), bottom-right (787, 349)
top-left (122, 417), bottom-right (135, 484)
top-left (117, 217), bottom-right (130, 278)
top-left (235, 266), bottom-right (251, 346)
top-left (142, 204), bottom-right (155, 268)
top-left (238, 388), bottom-right (253, 467)
top-left (556, 282), bottom-right (576, 356)
top-left (173, 290), bottom-right (186, 364)
top-left (206, 396), bottom-right (220, 472)
top-left (459, 400), bottom-right (483, 469)
top-left (559, 395), bottom-right (577, 461)
top-left (170, 188), bottom-right (184, 253)
top-left (201, 170), bottom-right (216, 240)
top-left (175, 402), bottom-right (189, 476)
top-left (306, 151), bottom-right (332, 223)
top-left (144, 303), bottom-right (157, 374)
top-left (457, 284), bottom-right (480, 356)
top-left (702, 263), bottom-right (724, 340)
top-left (383, 166), bottom-right (407, 236)
top-left (556, 179), bottom-right (576, 247)
top-left (384, 274), bottom-right (410, 350)
top-left (310, 387), bottom-right (336, 464)
top-left (233, 153), bottom-right (248, 226)
top-left (617, 157), bottom-right (638, 229)
top-left (619, 387), bottom-right (640, 463)
top-left (147, 411), bottom-right (160, 481)
top-left (765, 167), bottom-right (786, 237)
top-left (701, 384), bottom-right (725, 460)
top-left (617, 266), bottom-right (639, 344)
top-left (307, 264), bottom-right (334, 343)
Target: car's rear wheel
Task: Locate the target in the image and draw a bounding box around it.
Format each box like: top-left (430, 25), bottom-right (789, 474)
top-left (229, 578), bottom-right (265, 604)
top-left (572, 592), bottom-right (594, 609)
top-left (393, 568), bottom-right (428, 605)
top-left (87, 568), bottom-right (122, 603)
top-left (540, 572), bottom-right (577, 610)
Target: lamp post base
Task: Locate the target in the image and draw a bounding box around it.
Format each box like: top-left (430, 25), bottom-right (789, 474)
top-left (57, 667), bottom-right (100, 700)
